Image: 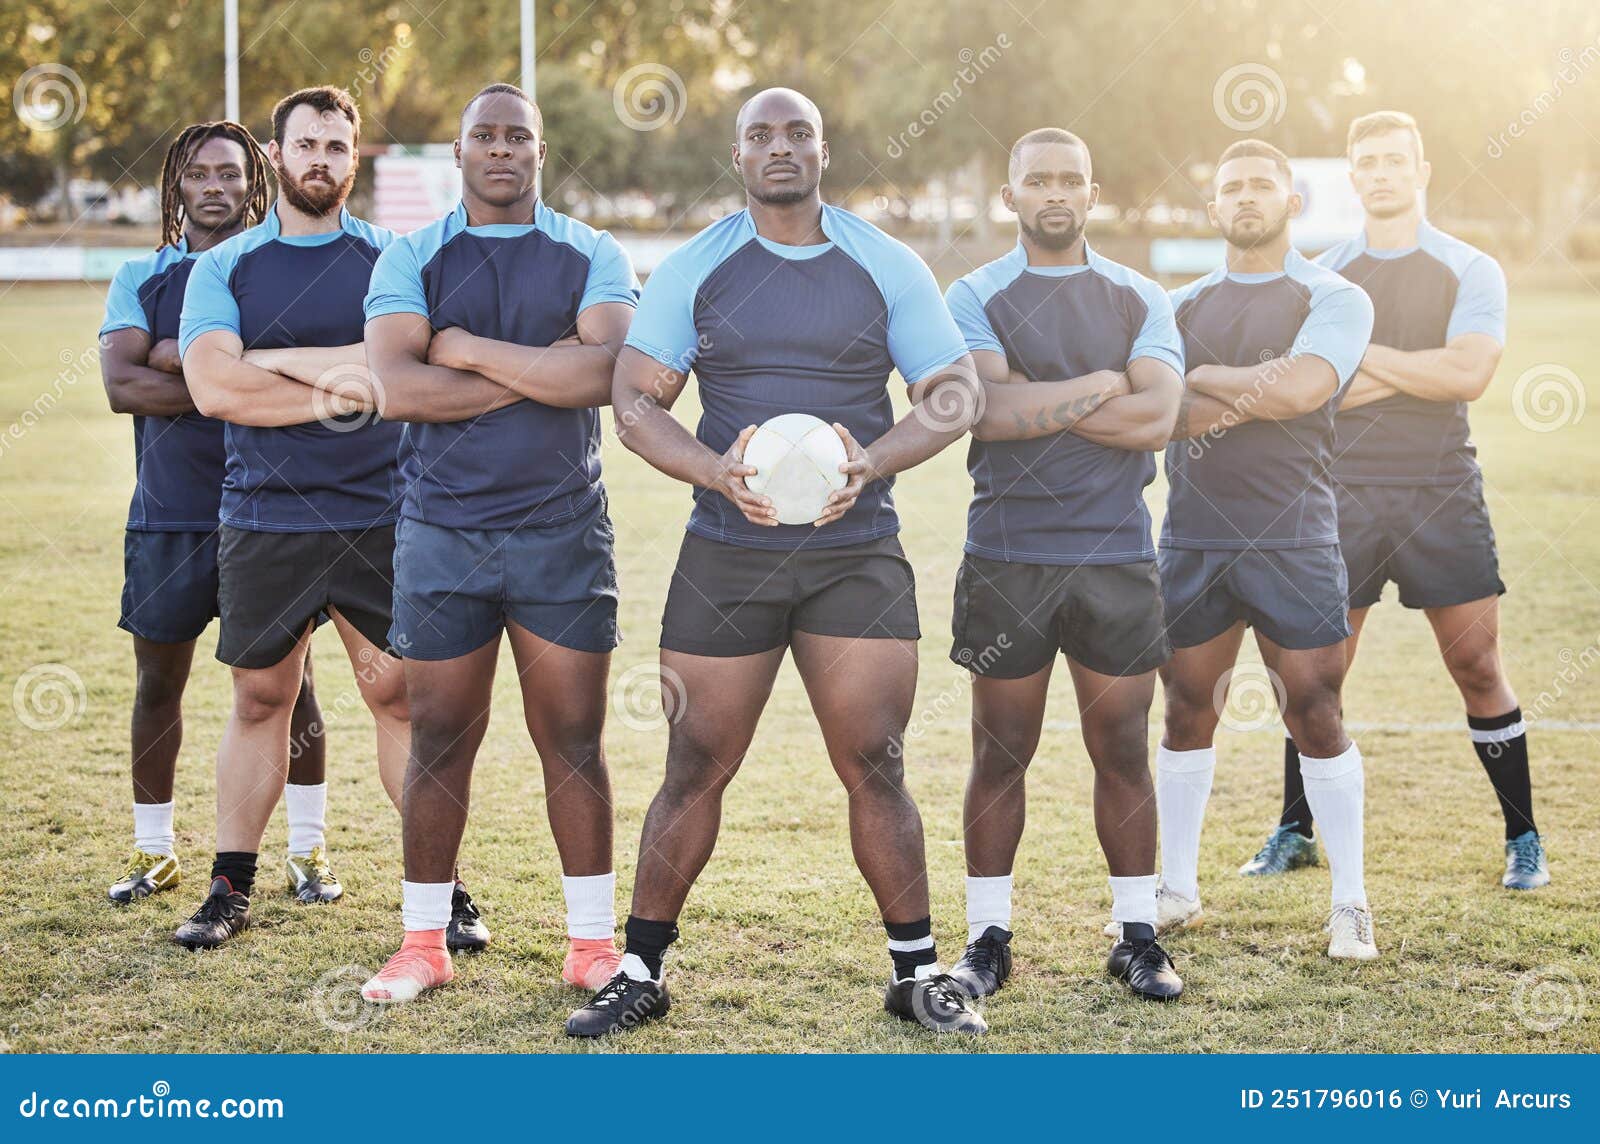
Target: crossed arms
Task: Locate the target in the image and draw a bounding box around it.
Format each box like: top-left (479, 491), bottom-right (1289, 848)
top-left (968, 348), bottom-right (1183, 450)
top-left (1336, 333), bottom-right (1503, 410)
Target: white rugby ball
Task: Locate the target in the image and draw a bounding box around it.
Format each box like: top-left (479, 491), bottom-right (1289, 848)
top-left (741, 413), bottom-right (849, 525)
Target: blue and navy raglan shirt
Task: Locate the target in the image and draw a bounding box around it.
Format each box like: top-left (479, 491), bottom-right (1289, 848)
top-left (946, 242), bottom-right (1184, 565)
top-left (1162, 249), bottom-right (1374, 551)
top-left (624, 203), bottom-right (969, 550)
top-left (364, 199), bottom-right (640, 529)
top-left (1315, 220), bottom-right (1507, 486)
top-left (100, 239), bottom-right (228, 531)
top-left (178, 205), bottom-right (403, 533)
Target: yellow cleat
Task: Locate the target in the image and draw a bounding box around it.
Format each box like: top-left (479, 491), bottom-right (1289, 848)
top-left (286, 845), bottom-right (344, 904)
top-left (109, 849), bottom-right (181, 905)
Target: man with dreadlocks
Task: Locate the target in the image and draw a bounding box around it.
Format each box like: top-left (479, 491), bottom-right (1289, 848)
top-left (99, 120), bottom-right (337, 910)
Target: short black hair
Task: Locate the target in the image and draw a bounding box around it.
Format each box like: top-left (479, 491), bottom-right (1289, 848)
top-left (1008, 127), bottom-right (1089, 181)
top-left (460, 82), bottom-right (543, 134)
top-left (271, 85), bottom-right (360, 147)
top-left (1216, 138), bottom-right (1291, 182)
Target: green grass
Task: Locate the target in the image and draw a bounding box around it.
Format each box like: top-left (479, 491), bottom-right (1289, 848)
top-left (0, 280), bottom-right (1596, 1054)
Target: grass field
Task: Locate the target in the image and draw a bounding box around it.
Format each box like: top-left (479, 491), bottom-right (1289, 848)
top-left (1, 279), bottom-right (1597, 1054)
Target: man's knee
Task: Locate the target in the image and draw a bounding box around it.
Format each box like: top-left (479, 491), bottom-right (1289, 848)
top-left (1443, 641), bottom-right (1507, 701)
top-left (134, 664), bottom-right (188, 714)
top-left (1162, 682), bottom-right (1217, 747)
top-left (1283, 688), bottom-right (1345, 756)
top-left (662, 721), bottom-right (745, 799)
top-left (1082, 708), bottom-right (1150, 778)
top-left (972, 722), bottom-right (1036, 783)
top-left (231, 669), bottom-right (300, 724)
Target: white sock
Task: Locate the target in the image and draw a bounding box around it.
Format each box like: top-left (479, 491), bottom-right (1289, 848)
top-left (1298, 742), bottom-right (1367, 908)
top-left (132, 800), bottom-right (175, 857)
top-left (965, 874), bottom-right (1013, 941)
top-left (1156, 745), bottom-right (1216, 902)
top-left (284, 781), bottom-right (327, 858)
top-left (1109, 874), bottom-right (1159, 927)
top-left (619, 952), bottom-right (656, 982)
top-left (562, 872), bottom-right (617, 940)
top-left (401, 880), bottom-right (454, 931)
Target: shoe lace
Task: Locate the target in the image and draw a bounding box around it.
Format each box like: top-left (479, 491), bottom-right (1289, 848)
top-left (924, 974), bottom-right (974, 1012)
top-left (1507, 834), bottom-right (1544, 874)
top-left (587, 974), bottom-right (638, 1009)
top-left (1254, 825), bottom-right (1299, 864)
top-left (119, 850), bottom-right (153, 880)
top-left (1330, 903), bottom-right (1372, 943)
top-left (1132, 939), bottom-right (1174, 971)
top-left (188, 891), bottom-right (240, 927)
top-left (452, 888), bottom-right (481, 922)
top-left (961, 934), bottom-right (1002, 975)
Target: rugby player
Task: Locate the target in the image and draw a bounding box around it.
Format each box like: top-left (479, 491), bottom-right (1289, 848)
top-left (173, 87), bottom-right (409, 949)
top-left (1157, 140), bottom-right (1379, 959)
top-left (358, 84), bottom-right (639, 1003)
top-left (565, 87), bottom-right (986, 1035)
top-left (1244, 111), bottom-right (1547, 891)
top-left (941, 129), bottom-right (1185, 1000)
top-left (98, 121), bottom-right (335, 907)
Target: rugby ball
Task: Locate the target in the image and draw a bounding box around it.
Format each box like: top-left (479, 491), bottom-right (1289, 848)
top-left (741, 413), bottom-right (850, 525)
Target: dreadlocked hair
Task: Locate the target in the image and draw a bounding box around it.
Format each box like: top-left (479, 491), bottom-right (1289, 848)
top-left (157, 120), bottom-right (272, 250)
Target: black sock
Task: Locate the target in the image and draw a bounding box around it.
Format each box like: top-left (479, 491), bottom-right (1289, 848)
top-left (885, 917), bottom-right (936, 981)
top-left (1280, 736), bottom-right (1315, 838)
top-left (210, 852), bottom-right (257, 898)
top-left (623, 915), bottom-right (679, 980)
top-left (1121, 921), bottom-right (1156, 943)
top-left (1468, 708), bottom-right (1536, 839)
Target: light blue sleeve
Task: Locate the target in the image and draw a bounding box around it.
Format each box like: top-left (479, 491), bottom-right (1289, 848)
top-left (1294, 280), bottom-right (1374, 386)
top-left (944, 278), bottom-right (1003, 356)
top-left (880, 248), bottom-right (969, 383)
top-left (1128, 277), bottom-right (1184, 375)
top-left (622, 247), bottom-right (706, 372)
top-left (1447, 255), bottom-right (1508, 344)
top-left (99, 260), bottom-right (149, 337)
top-left (580, 231), bottom-right (642, 312)
top-left (178, 248), bottom-right (241, 357)
top-left (363, 238), bottom-right (429, 321)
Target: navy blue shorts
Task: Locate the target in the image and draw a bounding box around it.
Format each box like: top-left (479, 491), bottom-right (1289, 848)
top-left (119, 530), bottom-right (220, 644)
top-left (1158, 545), bottom-right (1352, 651)
top-left (1337, 478), bottom-right (1505, 611)
top-left (391, 491), bottom-right (620, 661)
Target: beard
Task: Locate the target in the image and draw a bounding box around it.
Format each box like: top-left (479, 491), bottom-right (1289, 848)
top-left (748, 172), bottom-right (818, 206)
top-left (1220, 207), bottom-right (1290, 250)
top-left (1019, 212), bottom-right (1085, 252)
top-left (274, 158), bottom-right (354, 217)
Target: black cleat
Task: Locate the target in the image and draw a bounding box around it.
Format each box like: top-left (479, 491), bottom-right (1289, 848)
top-left (1107, 937), bottom-right (1184, 1001)
top-left (884, 974), bottom-right (988, 1034)
top-left (948, 926), bottom-right (1012, 998)
top-left (446, 882), bottom-right (491, 952)
top-left (172, 877), bottom-right (251, 950)
top-left (565, 972), bottom-right (670, 1037)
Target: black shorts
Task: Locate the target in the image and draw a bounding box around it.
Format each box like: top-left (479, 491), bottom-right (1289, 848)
top-left (1159, 545), bottom-right (1352, 651)
top-left (660, 532), bottom-right (921, 657)
top-left (950, 554), bottom-right (1170, 678)
top-left (1337, 477), bottom-right (1506, 610)
top-left (216, 524), bottom-right (397, 669)
top-left (119, 530), bottom-right (221, 644)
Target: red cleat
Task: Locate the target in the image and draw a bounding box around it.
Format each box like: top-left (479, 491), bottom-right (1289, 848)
top-left (563, 937), bottom-right (623, 990)
top-left (362, 931), bottom-right (455, 1003)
